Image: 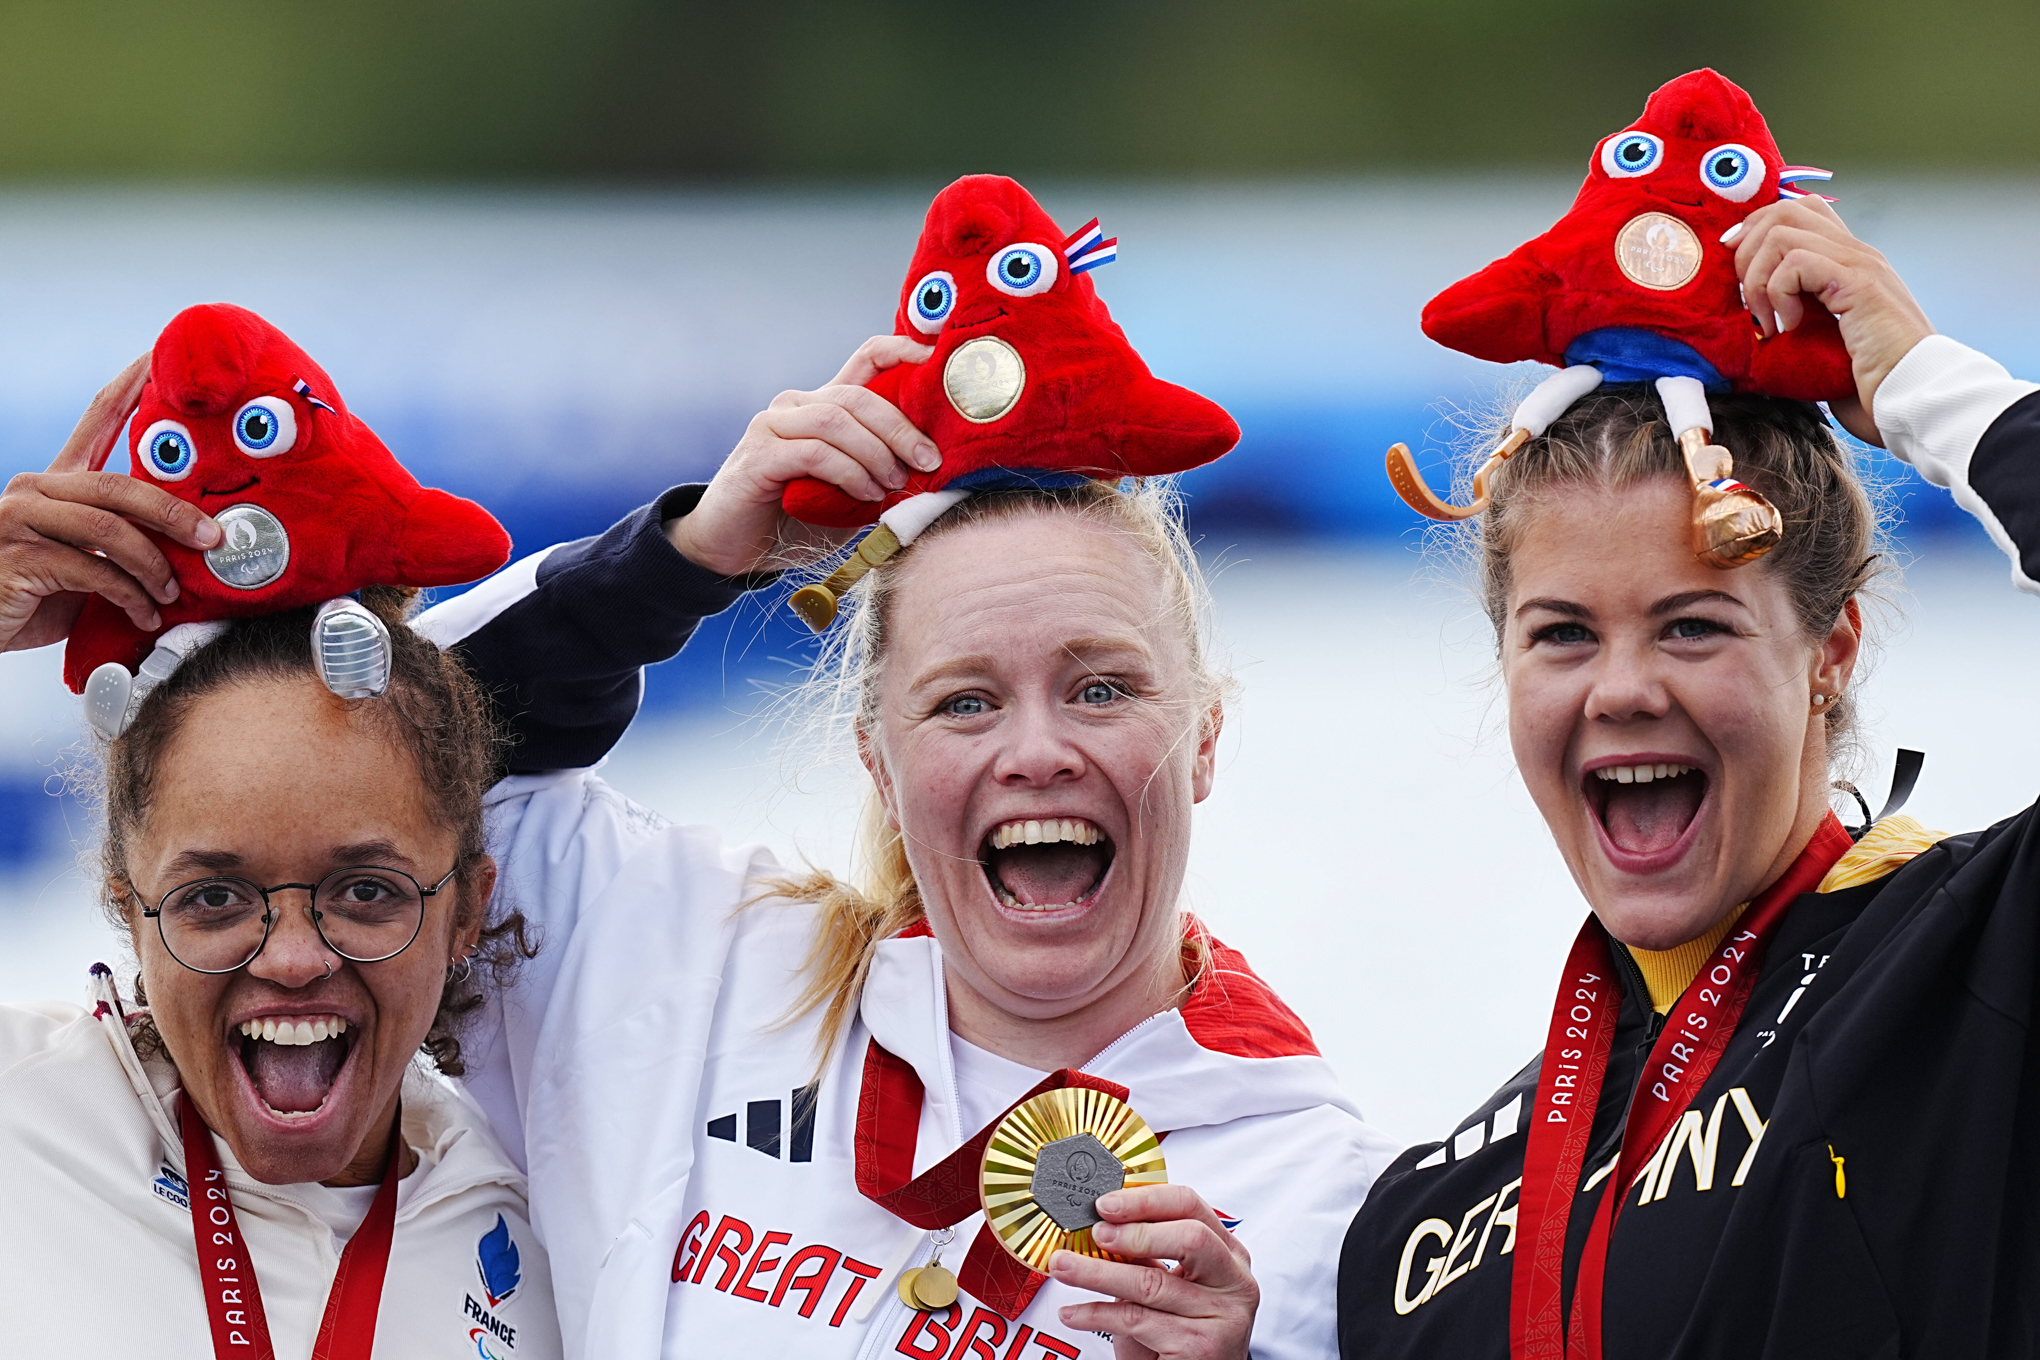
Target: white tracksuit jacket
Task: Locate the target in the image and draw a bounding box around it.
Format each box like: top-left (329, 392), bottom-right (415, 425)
top-left (456, 801), bottom-right (1405, 1360)
top-left (0, 488), bottom-right (748, 1357)
top-left (0, 977), bottom-right (560, 1358)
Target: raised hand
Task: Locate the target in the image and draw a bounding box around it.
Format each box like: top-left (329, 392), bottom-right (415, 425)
top-left (1049, 1184), bottom-right (1258, 1360)
top-left (0, 354), bottom-right (222, 652)
top-left (1726, 198), bottom-right (1935, 445)
top-left (664, 335), bottom-right (938, 576)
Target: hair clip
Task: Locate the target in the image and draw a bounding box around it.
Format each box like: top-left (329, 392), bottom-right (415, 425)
top-left (83, 621), bottom-right (230, 740)
top-left (312, 597), bottom-right (392, 699)
top-left (788, 489), bottom-right (971, 632)
top-left (81, 597), bottom-right (394, 740)
top-left (1386, 365), bottom-right (1606, 520)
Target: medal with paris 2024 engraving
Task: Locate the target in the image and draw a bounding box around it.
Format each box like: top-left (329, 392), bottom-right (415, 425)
top-left (979, 1086), bottom-right (1167, 1272)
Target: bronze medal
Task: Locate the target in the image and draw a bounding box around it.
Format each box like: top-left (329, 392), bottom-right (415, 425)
top-left (979, 1086), bottom-right (1167, 1272)
top-left (1613, 211), bottom-right (1703, 291)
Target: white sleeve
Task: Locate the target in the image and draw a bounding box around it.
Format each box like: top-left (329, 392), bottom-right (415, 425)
top-left (1875, 335), bottom-right (2040, 594)
top-left (457, 771), bottom-right (676, 1171)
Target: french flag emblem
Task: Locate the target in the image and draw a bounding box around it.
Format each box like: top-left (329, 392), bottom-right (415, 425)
top-left (292, 377), bottom-right (336, 413)
top-left (1063, 218), bottom-right (1119, 274)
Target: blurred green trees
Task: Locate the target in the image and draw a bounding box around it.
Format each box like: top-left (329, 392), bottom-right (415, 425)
top-left (2, 0), bottom-right (2032, 178)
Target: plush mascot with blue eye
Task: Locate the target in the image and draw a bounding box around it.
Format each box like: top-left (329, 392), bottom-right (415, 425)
top-left (779, 174), bottom-right (1240, 530)
top-left (62, 303), bottom-right (510, 699)
top-left (1387, 69), bottom-right (1856, 568)
top-left (1419, 68), bottom-right (1851, 399)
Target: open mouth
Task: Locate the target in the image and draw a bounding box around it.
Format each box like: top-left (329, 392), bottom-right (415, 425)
top-left (202, 476), bottom-right (259, 500)
top-left (236, 1015), bottom-right (354, 1118)
top-left (947, 304), bottom-right (1011, 335)
top-left (1585, 761), bottom-right (1708, 863)
top-left (1644, 188), bottom-right (1706, 209)
top-left (981, 817), bottom-right (1114, 912)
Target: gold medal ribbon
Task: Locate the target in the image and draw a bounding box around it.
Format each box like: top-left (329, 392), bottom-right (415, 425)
top-left (854, 1040), bottom-right (1130, 1318)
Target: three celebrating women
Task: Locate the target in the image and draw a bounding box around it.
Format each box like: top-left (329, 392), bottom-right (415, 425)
top-left (0, 66), bottom-right (2034, 1360)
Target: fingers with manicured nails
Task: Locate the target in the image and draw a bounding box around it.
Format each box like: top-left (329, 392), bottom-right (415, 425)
top-left (1730, 199), bottom-right (1850, 338)
top-left (828, 334), bottom-right (936, 389)
top-left (49, 353), bottom-right (150, 474)
top-left (1046, 1185), bottom-right (1256, 1360)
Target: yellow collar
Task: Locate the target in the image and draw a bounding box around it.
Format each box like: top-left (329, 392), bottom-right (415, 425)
top-left (1625, 815), bottom-right (1946, 1013)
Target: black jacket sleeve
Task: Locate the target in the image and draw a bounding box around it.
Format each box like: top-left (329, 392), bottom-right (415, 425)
top-left (1970, 389), bottom-right (2040, 585)
top-left (416, 484), bottom-right (774, 773)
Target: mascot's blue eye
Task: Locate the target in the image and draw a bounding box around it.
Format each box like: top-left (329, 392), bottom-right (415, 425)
top-left (232, 396), bottom-right (297, 457)
top-left (1699, 142), bottom-right (1765, 203)
top-left (139, 419), bottom-right (195, 481)
top-left (986, 242), bottom-right (1058, 297)
top-left (1600, 131), bottom-right (1664, 179)
top-left (909, 271), bottom-right (955, 334)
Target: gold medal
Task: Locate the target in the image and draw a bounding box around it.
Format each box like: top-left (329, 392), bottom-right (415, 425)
top-left (979, 1086), bottom-right (1167, 1272)
top-left (943, 336), bottom-right (1026, 423)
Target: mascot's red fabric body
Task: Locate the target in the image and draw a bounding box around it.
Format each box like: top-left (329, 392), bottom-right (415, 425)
top-left (62, 303), bottom-right (510, 691)
top-left (781, 174), bottom-right (1239, 528)
top-left (1422, 69), bottom-right (1852, 400)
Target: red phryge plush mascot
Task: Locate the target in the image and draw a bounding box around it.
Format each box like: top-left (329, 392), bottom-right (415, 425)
top-left (65, 303), bottom-right (511, 725)
top-left (1388, 69), bottom-right (1848, 568)
top-left (782, 175), bottom-right (1239, 629)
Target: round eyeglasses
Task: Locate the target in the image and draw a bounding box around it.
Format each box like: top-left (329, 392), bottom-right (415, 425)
top-left (140, 865), bottom-right (457, 975)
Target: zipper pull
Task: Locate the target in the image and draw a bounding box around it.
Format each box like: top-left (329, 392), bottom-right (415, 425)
top-left (897, 1227), bottom-right (959, 1310)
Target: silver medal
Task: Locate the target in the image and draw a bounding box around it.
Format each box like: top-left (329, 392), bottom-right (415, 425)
top-left (204, 504), bottom-right (291, 590)
top-left (1028, 1131), bottom-right (1126, 1232)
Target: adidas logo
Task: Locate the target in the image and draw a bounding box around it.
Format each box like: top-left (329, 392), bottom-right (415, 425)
top-left (707, 1081), bottom-right (820, 1161)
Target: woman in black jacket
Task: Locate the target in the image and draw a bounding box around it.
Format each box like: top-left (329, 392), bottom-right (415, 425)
top-left (1339, 198), bottom-right (2040, 1358)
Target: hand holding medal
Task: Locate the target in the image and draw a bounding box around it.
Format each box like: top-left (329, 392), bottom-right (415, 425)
top-left (975, 1087), bottom-right (1258, 1357)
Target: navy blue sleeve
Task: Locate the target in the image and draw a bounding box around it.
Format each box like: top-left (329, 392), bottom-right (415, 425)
top-left (1970, 389), bottom-right (2040, 586)
top-left (417, 484), bottom-right (776, 773)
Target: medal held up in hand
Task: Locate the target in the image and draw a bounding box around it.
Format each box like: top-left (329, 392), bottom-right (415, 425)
top-left (978, 1086), bottom-right (1167, 1272)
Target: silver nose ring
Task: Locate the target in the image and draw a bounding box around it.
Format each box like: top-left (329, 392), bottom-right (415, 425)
top-left (322, 960), bottom-right (335, 981)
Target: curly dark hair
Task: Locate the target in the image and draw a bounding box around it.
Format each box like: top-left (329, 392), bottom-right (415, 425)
top-left (99, 585), bottom-right (533, 1075)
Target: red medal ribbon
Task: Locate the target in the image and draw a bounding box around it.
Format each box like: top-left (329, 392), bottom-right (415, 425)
top-left (1509, 813), bottom-right (1852, 1360)
top-left (180, 1094), bottom-right (403, 1360)
top-left (854, 1040), bottom-right (1130, 1318)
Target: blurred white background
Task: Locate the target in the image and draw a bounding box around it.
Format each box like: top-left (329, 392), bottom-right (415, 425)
top-left (1, 180), bottom-right (2036, 1145)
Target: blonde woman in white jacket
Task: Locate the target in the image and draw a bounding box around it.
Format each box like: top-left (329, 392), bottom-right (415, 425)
top-left (454, 438), bottom-right (1404, 1356)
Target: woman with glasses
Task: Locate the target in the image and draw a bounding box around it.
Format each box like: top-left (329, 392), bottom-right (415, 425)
top-left (0, 315), bottom-right (931, 1355)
